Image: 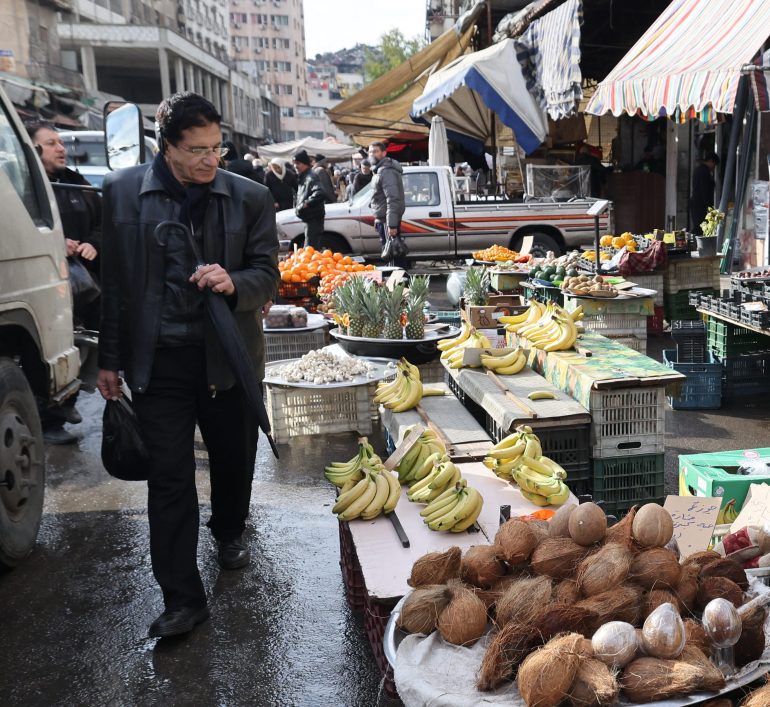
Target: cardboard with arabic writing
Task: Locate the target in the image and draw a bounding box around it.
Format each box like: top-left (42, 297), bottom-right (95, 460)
top-left (663, 495), bottom-right (721, 559)
top-left (730, 483), bottom-right (770, 533)
top-left (383, 424), bottom-right (425, 472)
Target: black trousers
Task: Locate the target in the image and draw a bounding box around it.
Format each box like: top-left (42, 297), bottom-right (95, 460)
top-left (303, 218), bottom-right (324, 249)
top-left (132, 346), bottom-right (258, 611)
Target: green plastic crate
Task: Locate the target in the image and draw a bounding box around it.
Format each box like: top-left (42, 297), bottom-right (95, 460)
top-left (707, 318), bottom-right (770, 357)
top-left (591, 454), bottom-right (665, 516)
top-left (523, 284), bottom-right (564, 306)
top-left (664, 288), bottom-right (718, 321)
top-left (432, 310), bottom-right (461, 326)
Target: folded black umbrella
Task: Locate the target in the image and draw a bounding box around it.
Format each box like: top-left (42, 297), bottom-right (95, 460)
top-left (155, 221), bottom-right (279, 458)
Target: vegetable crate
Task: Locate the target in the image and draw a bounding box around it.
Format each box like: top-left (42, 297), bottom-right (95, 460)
top-left (591, 454), bottom-right (665, 516)
top-left (264, 328), bottom-right (326, 363)
top-left (663, 257), bottom-right (720, 294)
top-left (577, 312), bottom-right (647, 339)
top-left (444, 371), bottom-right (486, 426)
top-left (338, 521), bottom-right (366, 612)
top-left (265, 383), bottom-right (373, 444)
top-left (590, 387), bottom-right (666, 458)
top-left (363, 594), bottom-right (400, 700)
top-left (522, 284), bottom-right (563, 306)
top-left (485, 415), bottom-right (592, 496)
top-left (664, 288), bottom-right (718, 321)
top-left (707, 318), bottom-right (770, 358)
top-left (671, 320), bottom-right (707, 363)
top-left (605, 335), bottom-right (647, 354)
top-left (277, 277), bottom-right (320, 299)
top-left (718, 352), bottom-right (770, 402)
top-left (662, 349), bottom-right (722, 410)
top-left (490, 271), bottom-right (526, 293)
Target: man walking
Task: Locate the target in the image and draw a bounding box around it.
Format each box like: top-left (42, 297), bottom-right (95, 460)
top-left (96, 92), bottom-right (279, 638)
top-left (352, 159), bottom-right (373, 195)
top-left (312, 153), bottom-right (336, 204)
top-left (292, 149), bottom-right (326, 249)
top-left (368, 141), bottom-right (407, 269)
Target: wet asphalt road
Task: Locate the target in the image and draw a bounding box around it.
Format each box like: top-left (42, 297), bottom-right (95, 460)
top-left (2, 309), bottom-right (770, 705)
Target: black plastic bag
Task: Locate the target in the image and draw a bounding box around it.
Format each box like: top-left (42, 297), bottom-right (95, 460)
top-left (101, 396), bottom-right (150, 481)
top-left (381, 233), bottom-right (408, 261)
top-left (68, 256), bottom-right (101, 307)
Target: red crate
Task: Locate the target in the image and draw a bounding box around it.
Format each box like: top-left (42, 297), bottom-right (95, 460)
top-left (647, 305), bottom-right (665, 336)
top-left (364, 594), bottom-right (401, 701)
top-left (338, 521), bottom-right (366, 612)
top-left (278, 277), bottom-right (319, 299)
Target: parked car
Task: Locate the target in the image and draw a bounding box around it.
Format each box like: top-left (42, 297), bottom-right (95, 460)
top-left (275, 166), bottom-right (613, 258)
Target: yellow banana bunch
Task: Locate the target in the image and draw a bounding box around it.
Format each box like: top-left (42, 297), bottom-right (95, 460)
top-left (407, 458), bottom-right (462, 503)
top-left (716, 498), bottom-right (738, 525)
top-left (511, 452), bottom-right (570, 506)
top-left (480, 347), bottom-right (527, 376)
top-left (332, 466), bottom-right (401, 521)
top-left (395, 427), bottom-right (447, 484)
top-left (443, 331), bottom-right (493, 369)
top-left (419, 480), bottom-right (484, 532)
top-left (324, 437), bottom-right (384, 487)
top-left (500, 300), bottom-right (546, 333)
top-left (514, 302), bottom-right (579, 352)
top-left (375, 358), bottom-right (424, 412)
top-left (437, 320), bottom-right (471, 351)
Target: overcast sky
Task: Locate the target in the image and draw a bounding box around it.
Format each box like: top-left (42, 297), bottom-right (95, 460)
top-left (303, 0), bottom-right (427, 58)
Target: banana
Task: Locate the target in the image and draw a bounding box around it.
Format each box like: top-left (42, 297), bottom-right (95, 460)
top-left (338, 476), bottom-right (379, 520)
top-left (332, 475), bottom-right (371, 514)
top-left (520, 488), bottom-right (550, 507)
top-left (390, 377), bottom-right (424, 412)
top-left (339, 478), bottom-right (357, 494)
top-left (449, 489), bottom-right (484, 532)
top-left (382, 470), bottom-right (401, 513)
top-left (498, 309), bottom-right (532, 326)
top-left (570, 305), bottom-right (583, 321)
top-left (520, 454), bottom-right (557, 477)
top-left (360, 471), bottom-right (390, 520)
top-left (429, 460), bottom-right (459, 489)
top-left (427, 490), bottom-right (467, 530)
top-left (543, 316), bottom-right (577, 352)
top-left (438, 321), bottom-right (471, 351)
top-left (419, 489), bottom-right (460, 518)
top-left (400, 444), bottom-right (430, 484)
top-left (421, 387), bottom-right (446, 397)
top-left (491, 432), bottom-right (526, 450)
top-left (482, 456), bottom-right (498, 470)
top-left (528, 390), bottom-right (557, 401)
top-left (494, 458), bottom-right (521, 479)
top-left (489, 439), bottom-right (526, 460)
top-left (396, 440), bottom-right (423, 480)
top-left (480, 348), bottom-right (521, 370)
top-left (425, 493), bottom-right (463, 527)
top-left (408, 460), bottom-right (443, 495)
top-left (412, 451), bottom-right (442, 482)
top-left (523, 435), bottom-right (542, 460)
top-left (538, 456), bottom-right (568, 480)
top-left (545, 481), bottom-right (570, 506)
top-left (495, 351), bottom-right (527, 376)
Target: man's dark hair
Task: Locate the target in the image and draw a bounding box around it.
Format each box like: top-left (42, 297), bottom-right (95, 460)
top-left (705, 152), bottom-right (720, 166)
top-left (25, 120), bottom-right (57, 141)
top-left (369, 141), bottom-right (388, 152)
top-left (155, 92), bottom-right (221, 148)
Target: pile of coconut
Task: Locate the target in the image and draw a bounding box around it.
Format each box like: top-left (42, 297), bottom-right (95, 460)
top-left (396, 502), bottom-right (766, 706)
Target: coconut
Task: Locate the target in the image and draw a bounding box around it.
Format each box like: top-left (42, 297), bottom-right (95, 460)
top-left (675, 562), bottom-right (699, 614)
top-left (536, 604), bottom-right (598, 641)
top-left (408, 546), bottom-right (462, 587)
top-left (576, 638), bottom-right (594, 658)
top-left (495, 519), bottom-right (540, 565)
top-left (437, 582), bottom-right (488, 646)
top-left (495, 575), bottom-right (553, 628)
top-left (575, 585), bottom-right (642, 630)
top-left (568, 503), bottom-right (608, 546)
top-left (603, 505), bottom-right (638, 550)
top-left (529, 520), bottom-right (550, 544)
top-left (684, 618), bottom-right (711, 655)
top-left (735, 604), bottom-right (765, 668)
top-left (531, 537), bottom-right (590, 580)
top-left (629, 547), bottom-right (681, 590)
top-left (682, 549), bottom-right (722, 572)
top-left (642, 602), bottom-right (686, 659)
top-left (696, 576), bottom-right (744, 610)
top-left (476, 575), bottom-right (520, 611)
top-left (700, 557), bottom-right (748, 590)
top-left (700, 700), bottom-right (732, 707)
top-left (643, 589), bottom-right (681, 619)
top-left (702, 598), bottom-right (742, 648)
top-left (632, 503), bottom-right (674, 548)
top-left (553, 579), bottom-right (581, 604)
top-left (576, 543), bottom-right (632, 597)
top-left (591, 621), bottom-right (639, 668)
top-left (518, 633), bottom-right (584, 707)
top-left (460, 545), bottom-right (507, 589)
top-left (396, 585), bottom-right (452, 634)
top-left (567, 657), bottom-right (620, 707)
top-left (740, 681), bottom-right (770, 707)
top-left (620, 656), bottom-right (725, 702)
top-left (477, 622), bottom-right (540, 691)
top-left (548, 504), bottom-right (576, 538)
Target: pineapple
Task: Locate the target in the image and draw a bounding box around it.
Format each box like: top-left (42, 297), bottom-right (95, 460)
top-left (346, 276), bottom-right (367, 337)
top-left (360, 282), bottom-right (384, 338)
top-left (405, 275), bottom-right (430, 340)
top-left (464, 266), bottom-right (490, 306)
top-left (382, 283), bottom-right (406, 339)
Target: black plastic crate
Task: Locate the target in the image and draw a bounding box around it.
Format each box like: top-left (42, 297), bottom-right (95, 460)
top-left (707, 318), bottom-right (770, 357)
top-left (740, 308), bottom-right (770, 329)
top-left (719, 352), bottom-right (770, 401)
top-left (671, 320), bottom-right (707, 363)
top-left (444, 371), bottom-right (486, 426)
top-left (591, 454), bottom-right (665, 517)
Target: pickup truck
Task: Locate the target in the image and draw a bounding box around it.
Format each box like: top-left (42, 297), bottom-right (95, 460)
top-left (275, 165), bottom-right (612, 258)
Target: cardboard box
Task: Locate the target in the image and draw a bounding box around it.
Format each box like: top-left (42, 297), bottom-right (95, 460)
top-left (678, 448), bottom-right (770, 512)
top-left (463, 295), bottom-right (525, 329)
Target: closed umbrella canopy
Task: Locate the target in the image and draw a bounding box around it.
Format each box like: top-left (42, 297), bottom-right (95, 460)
top-left (411, 38), bottom-right (548, 155)
top-left (428, 116), bottom-right (450, 166)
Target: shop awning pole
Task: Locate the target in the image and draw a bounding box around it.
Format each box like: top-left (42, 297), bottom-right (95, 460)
top-left (487, 1), bottom-right (498, 196)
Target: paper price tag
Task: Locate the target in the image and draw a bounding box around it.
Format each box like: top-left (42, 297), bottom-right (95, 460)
top-left (461, 347), bottom-right (517, 367)
top-left (663, 495), bottom-right (721, 559)
top-left (730, 483), bottom-right (770, 532)
top-left (384, 424), bottom-right (425, 471)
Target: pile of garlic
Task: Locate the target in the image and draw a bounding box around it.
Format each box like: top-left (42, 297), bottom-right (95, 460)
top-left (274, 350), bottom-right (374, 385)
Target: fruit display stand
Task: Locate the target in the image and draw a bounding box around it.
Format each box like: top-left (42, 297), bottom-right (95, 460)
top-left (441, 364), bottom-right (592, 495)
top-left (264, 313), bottom-right (329, 363)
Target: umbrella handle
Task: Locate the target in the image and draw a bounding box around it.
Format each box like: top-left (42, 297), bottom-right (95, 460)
top-left (154, 220), bottom-right (205, 268)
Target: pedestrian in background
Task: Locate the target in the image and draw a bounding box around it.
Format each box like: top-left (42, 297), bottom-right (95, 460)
top-left (292, 149), bottom-right (326, 249)
top-left (352, 158), bottom-right (373, 195)
top-left (691, 152), bottom-right (720, 235)
top-left (312, 153), bottom-right (336, 203)
top-left (97, 91), bottom-right (279, 638)
top-left (368, 140), bottom-right (407, 270)
top-left (265, 157), bottom-right (294, 211)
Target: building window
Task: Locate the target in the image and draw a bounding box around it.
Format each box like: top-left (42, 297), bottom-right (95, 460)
top-left (280, 107), bottom-right (294, 117)
top-left (251, 12), bottom-right (267, 24)
top-left (256, 60), bottom-right (270, 71)
top-left (270, 14), bottom-right (289, 26)
top-left (273, 61), bottom-right (291, 72)
top-left (274, 84), bottom-right (293, 95)
top-left (272, 37), bottom-right (290, 49)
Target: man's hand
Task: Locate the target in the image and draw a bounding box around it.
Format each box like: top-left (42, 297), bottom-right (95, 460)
top-left (97, 369), bottom-right (122, 401)
top-left (65, 238), bottom-right (80, 257)
top-left (190, 264), bottom-right (235, 296)
top-left (262, 300), bottom-right (273, 316)
top-left (76, 242), bottom-right (97, 261)
top-left (388, 227), bottom-right (398, 237)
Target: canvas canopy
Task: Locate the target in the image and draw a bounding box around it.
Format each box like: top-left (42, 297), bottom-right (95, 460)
top-left (255, 137), bottom-right (359, 163)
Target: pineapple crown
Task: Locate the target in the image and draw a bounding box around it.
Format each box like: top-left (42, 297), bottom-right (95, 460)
top-left (359, 281), bottom-right (385, 322)
top-left (384, 283), bottom-right (406, 317)
top-left (464, 266), bottom-right (490, 306)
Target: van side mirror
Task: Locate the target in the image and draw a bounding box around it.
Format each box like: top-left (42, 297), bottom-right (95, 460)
top-left (103, 102), bottom-right (146, 170)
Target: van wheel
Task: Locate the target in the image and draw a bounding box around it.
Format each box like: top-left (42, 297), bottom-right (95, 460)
top-left (512, 232), bottom-right (562, 258)
top-left (0, 358), bottom-right (45, 569)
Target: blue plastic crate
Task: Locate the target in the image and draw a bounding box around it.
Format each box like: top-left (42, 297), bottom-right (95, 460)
top-left (663, 349), bottom-right (722, 410)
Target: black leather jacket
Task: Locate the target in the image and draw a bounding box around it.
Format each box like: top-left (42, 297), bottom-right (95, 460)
top-left (98, 164), bottom-right (280, 393)
top-left (295, 168), bottom-right (325, 222)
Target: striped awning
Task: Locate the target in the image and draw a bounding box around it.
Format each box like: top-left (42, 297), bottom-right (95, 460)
top-left (586, 0), bottom-right (770, 123)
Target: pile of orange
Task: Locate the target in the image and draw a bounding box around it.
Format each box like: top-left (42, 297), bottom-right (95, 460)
top-left (278, 246), bottom-right (375, 284)
top-left (472, 244), bottom-right (522, 262)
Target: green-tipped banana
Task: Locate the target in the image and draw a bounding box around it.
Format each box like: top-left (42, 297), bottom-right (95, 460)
top-left (337, 476), bottom-right (378, 520)
top-left (382, 470), bottom-right (401, 513)
top-left (528, 390), bottom-right (557, 401)
top-left (545, 481), bottom-right (570, 505)
top-left (449, 488), bottom-right (483, 532)
top-left (332, 475), bottom-right (372, 515)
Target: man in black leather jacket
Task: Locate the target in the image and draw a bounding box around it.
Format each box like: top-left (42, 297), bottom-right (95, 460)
top-left (292, 149), bottom-right (325, 248)
top-left (96, 92), bottom-right (279, 639)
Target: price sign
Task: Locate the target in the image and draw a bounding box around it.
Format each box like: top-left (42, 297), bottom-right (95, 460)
top-left (663, 496), bottom-right (721, 559)
top-left (731, 483), bottom-right (770, 533)
top-left (383, 424), bottom-right (425, 471)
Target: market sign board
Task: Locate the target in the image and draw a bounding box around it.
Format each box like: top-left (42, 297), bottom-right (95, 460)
top-left (663, 495), bottom-right (721, 559)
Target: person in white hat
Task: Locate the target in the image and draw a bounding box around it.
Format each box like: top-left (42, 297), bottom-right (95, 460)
top-left (265, 157), bottom-right (295, 212)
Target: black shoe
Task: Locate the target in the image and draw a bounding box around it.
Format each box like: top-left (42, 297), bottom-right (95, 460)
top-left (61, 406), bottom-right (82, 425)
top-left (149, 605), bottom-right (210, 638)
top-left (217, 537), bottom-right (250, 570)
top-left (43, 427), bottom-right (79, 445)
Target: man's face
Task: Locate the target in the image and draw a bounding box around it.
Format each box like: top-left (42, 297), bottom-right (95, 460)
top-left (34, 128), bottom-right (66, 176)
top-left (165, 122), bottom-right (222, 185)
top-left (293, 160), bottom-right (309, 174)
top-left (368, 145), bottom-right (385, 163)
top-left (362, 164), bottom-right (371, 174)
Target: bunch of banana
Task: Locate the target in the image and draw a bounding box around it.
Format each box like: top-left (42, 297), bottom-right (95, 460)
top-left (440, 328), bottom-right (492, 369)
top-left (324, 437), bottom-right (384, 488)
top-left (395, 427), bottom-right (447, 483)
top-left (419, 480), bottom-right (484, 532)
top-left (407, 458), bottom-right (462, 503)
top-left (480, 347), bottom-right (527, 376)
top-left (499, 300), bottom-right (546, 333)
top-left (514, 302), bottom-right (581, 352)
top-left (374, 359), bottom-right (423, 412)
top-left (438, 320), bottom-right (471, 351)
top-left (716, 499), bottom-right (739, 525)
top-left (482, 425), bottom-right (541, 479)
top-left (512, 455), bottom-right (570, 507)
top-left (333, 466), bottom-right (401, 521)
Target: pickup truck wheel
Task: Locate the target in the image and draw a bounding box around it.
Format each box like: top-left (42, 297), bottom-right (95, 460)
top-left (0, 358), bottom-right (45, 569)
top-left (320, 234), bottom-right (351, 254)
top-left (513, 232), bottom-right (562, 258)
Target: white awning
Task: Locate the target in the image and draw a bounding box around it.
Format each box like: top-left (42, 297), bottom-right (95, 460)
top-left (255, 137), bottom-right (359, 163)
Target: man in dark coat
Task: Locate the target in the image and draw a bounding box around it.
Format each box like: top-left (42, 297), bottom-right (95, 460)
top-left (312, 153), bottom-right (336, 204)
top-left (691, 153), bottom-right (719, 234)
top-left (96, 92), bottom-right (279, 638)
top-left (368, 141), bottom-right (406, 269)
top-left (352, 159), bottom-right (373, 195)
top-left (293, 149), bottom-right (326, 248)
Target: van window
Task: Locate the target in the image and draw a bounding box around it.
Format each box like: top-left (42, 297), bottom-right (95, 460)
top-left (404, 172), bottom-right (440, 207)
top-left (0, 105), bottom-right (44, 224)
top-left (64, 137), bottom-right (107, 167)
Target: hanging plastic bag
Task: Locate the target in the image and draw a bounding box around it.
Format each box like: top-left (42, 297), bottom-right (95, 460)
top-left (101, 393), bottom-right (149, 481)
